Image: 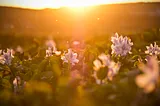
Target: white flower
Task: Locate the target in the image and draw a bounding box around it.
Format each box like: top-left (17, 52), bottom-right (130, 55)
top-left (93, 53), bottom-right (121, 83)
top-left (98, 53), bottom-right (111, 66)
top-left (45, 40), bottom-right (61, 57)
top-left (111, 33), bottom-right (133, 56)
top-left (93, 54), bottom-right (111, 71)
top-left (45, 47), bottom-right (61, 57)
top-left (55, 51), bottom-right (61, 56)
top-left (46, 47), bottom-right (53, 57)
top-left (61, 49), bottom-right (79, 65)
top-left (93, 59), bottom-right (104, 71)
top-left (135, 56), bottom-right (159, 93)
top-left (145, 42), bottom-right (160, 56)
top-left (107, 61), bottom-right (121, 81)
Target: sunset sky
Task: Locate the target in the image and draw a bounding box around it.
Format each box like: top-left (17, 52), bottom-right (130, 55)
top-left (0, 0), bottom-right (159, 9)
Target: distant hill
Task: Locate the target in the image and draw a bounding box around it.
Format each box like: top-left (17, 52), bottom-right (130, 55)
top-left (0, 2), bottom-right (160, 36)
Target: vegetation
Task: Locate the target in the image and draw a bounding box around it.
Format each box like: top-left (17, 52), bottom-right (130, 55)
top-left (0, 28), bottom-right (160, 106)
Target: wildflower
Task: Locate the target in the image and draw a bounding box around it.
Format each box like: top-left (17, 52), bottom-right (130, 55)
top-left (111, 33), bottom-right (133, 56)
top-left (46, 47), bottom-right (53, 57)
top-left (45, 40), bottom-right (61, 57)
top-left (93, 54), bottom-right (111, 71)
top-left (61, 49), bottom-right (79, 66)
top-left (55, 51), bottom-right (61, 56)
top-left (93, 59), bottom-right (104, 71)
top-left (0, 49), bottom-right (14, 65)
top-left (93, 53), bottom-right (121, 84)
top-left (107, 61), bottom-right (121, 81)
top-left (135, 56), bottom-right (159, 93)
top-left (98, 53), bottom-right (111, 66)
top-left (13, 76), bottom-right (21, 94)
top-left (145, 42), bottom-right (160, 56)
top-left (0, 55), bottom-right (5, 64)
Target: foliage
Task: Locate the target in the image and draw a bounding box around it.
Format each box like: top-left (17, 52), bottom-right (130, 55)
top-left (0, 29), bottom-right (160, 106)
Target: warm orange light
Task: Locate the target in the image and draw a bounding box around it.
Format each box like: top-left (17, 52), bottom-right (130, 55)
top-left (48, 0), bottom-right (133, 8)
top-left (1, 0), bottom-right (154, 9)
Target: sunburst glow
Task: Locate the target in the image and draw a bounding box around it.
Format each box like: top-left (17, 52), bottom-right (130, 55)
top-left (0, 0), bottom-right (157, 9)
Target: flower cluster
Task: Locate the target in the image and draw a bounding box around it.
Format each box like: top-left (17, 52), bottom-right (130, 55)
top-left (136, 56), bottom-right (159, 93)
top-left (61, 49), bottom-right (79, 66)
top-left (145, 42), bottom-right (160, 56)
top-left (93, 53), bottom-right (121, 84)
top-left (0, 49), bottom-right (14, 65)
top-left (111, 33), bottom-right (133, 56)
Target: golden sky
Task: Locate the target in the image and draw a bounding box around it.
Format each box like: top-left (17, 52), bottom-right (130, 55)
top-left (0, 0), bottom-right (158, 9)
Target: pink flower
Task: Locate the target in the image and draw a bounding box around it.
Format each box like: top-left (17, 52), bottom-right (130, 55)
top-left (0, 49), bottom-right (14, 65)
top-left (111, 33), bottom-right (133, 56)
top-left (136, 56), bottom-right (159, 93)
top-left (61, 49), bottom-right (79, 66)
top-left (145, 42), bottom-right (160, 56)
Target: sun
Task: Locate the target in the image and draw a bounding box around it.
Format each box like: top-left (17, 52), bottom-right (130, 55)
top-left (1, 0), bottom-right (139, 9)
top-left (55, 0), bottom-right (122, 8)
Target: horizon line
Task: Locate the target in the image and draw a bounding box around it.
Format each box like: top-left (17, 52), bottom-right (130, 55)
top-left (0, 1), bottom-right (159, 10)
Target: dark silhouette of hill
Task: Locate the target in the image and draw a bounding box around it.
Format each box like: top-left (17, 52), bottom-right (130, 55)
top-left (0, 2), bottom-right (160, 36)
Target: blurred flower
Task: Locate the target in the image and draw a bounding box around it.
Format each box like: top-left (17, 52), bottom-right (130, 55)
top-left (93, 54), bottom-right (111, 71)
top-left (45, 40), bottom-right (61, 57)
top-left (93, 53), bottom-right (121, 83)
top-left (55, 51), bottom-right (61, 56)
top-left (145, 42), bottom-right (160, 56)
top-left (0, 49), bottom-right (14, 65)
top-left (46, 47), bottom-right (61, 57)
top-left (107, 61), bottom-right (121, 81)
top-left (111, 33), bottom-right (133, 56)
top-left (73, 41), bottom-right (80, 45)
top-left (46, 47), bottom-right (53, 57)
top-left (136, 56), bottom-right (159, 93)
top-left (13, 76), bottom-right (21, 94)
top-left (0, 55), bottom-right (5, 64)
top-left (16, 46), bottom-right (23, 54)
top-left (13, 77), bottom-right (18, 87)
top-left (93, 59), bottom-right (104, 71)
top-left (61, 49), bottom-right (79, 65)
top-left (98, 53), bottom-right (111, 66)
top-left (70, 70), bottom-right (82, 80)
top-left (45, 39), bottom-right (56, 48)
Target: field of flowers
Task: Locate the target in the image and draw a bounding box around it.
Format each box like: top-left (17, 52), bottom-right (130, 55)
top-left (0, 29), bottom-right (160, 106)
